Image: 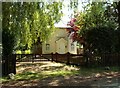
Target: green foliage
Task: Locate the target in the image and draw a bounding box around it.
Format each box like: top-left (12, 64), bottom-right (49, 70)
top-left (115, 29), bottom-right (120, 53)
top-left (85, 26), bottom-right (116, 54)
top-left (14, 2), bottom-right (63, 49)
top-left (2, 2), bottom-right (63, 76)
top-left (76, 2), bottom-right (118, 35)
top-left (16, 50), bottom-right (22, 54)
top-left (2, 2), bottom-right (63, 55)
top-left (15, 50), bottom-right (31, 54)
top-left (75, 2), bottom-right (119, 54)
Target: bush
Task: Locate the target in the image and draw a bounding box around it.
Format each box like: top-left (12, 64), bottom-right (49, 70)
top-left (16, 50), bottom-right (22, 54)
top-left (16, 50), bottom-right (31, 54)
top-left (25, 50), bottom-right (31, 54)
top-left (84, 26), bottom-right (116, 54)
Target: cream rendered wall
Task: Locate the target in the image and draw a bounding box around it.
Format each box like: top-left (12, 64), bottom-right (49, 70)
top-left (42, 28), bottom-right (77, 54)
top-left (42, 33), bottom-right (56, 54)
top-left (56, 38), bottom-right (67, 54)
top-left (67, 36), bottom-right (77, 54)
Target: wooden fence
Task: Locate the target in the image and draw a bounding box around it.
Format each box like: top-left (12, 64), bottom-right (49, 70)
top-left (15, 52), bottom-right (85, 66)
top-left (15, 52), bottom-right (120, 66)
top-left (2, 53), bottom-right (120, 76)
top-left (16, 54), bottom-right (52, 62)
top-left (100, 53), bottom-right (120, 66)
top-left (51, 52), bottom-right (85, 65)
top-left (83, 53), bottom-right (120, 67)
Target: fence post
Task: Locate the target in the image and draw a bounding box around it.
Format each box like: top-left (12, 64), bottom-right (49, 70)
top-left (117, 53), bottom-right (120, 67)
top-left (21, 54), bottom-right (22, 61)
top-left (66, 52), bottom-right (70, 65)
top-left (32, 54), bottom-right (34, 63)
top-left (51, 52), bottom-right (53, 62)
top-left (84, 50), bottom-right (89, 67)
top-left (12, 54), bottom-right (16, 74)
top-left (2, 54), bottom-right (16, 76)
top-left (2, 56), bottom-right (8, 76)
top-left (103, 53), bottom-right (106, 66)
top-left (55, 52), bottom-right (58, 62)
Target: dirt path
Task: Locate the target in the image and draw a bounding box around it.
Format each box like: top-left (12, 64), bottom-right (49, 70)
top-left (1, 61), bottom-right (120, 88)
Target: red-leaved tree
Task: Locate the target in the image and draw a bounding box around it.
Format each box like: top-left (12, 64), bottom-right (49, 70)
top-left (67, 18), bottom-right (85, 44)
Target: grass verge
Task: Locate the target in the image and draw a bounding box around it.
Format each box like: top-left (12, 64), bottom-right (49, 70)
top-left (1, 62), bottom-right (120, 83)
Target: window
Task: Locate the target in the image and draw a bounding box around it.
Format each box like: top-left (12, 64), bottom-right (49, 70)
top-left (71, 43), bottom-right (74, 51)
top-left (46, 44), bottom-right (50, 50)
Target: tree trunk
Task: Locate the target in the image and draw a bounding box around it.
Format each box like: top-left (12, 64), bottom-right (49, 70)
top-left (118, 1), bottom-right (120, 29)
top-left (2, 55), bottom-right (16, 76)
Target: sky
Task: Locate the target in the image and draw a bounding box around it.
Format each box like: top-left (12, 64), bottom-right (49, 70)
top-left (54, 0), bottom-right (117, 27)
top-left (54, 0), bottom-right (84, 27)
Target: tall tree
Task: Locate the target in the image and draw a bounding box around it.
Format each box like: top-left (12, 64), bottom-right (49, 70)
top-left (2, 1), bottom-right (63, 76)
top-left (117, 1), bottom-right (120, 28)
top-left (115, 1), bottom-right (120, 52)
top-left (2, 2), bottom-right (63, 52)
top-left (68, 2), bottom-right (119, 54)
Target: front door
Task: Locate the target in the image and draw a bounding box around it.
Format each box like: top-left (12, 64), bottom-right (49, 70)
top-left (56, 38), bottom-right (66, 54)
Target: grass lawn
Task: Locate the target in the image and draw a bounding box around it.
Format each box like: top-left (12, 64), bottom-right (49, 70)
top-left (1, 61), bottom-right (120, 83)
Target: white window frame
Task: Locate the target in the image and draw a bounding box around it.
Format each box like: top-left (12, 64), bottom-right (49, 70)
top-left (46, 44), bottom-right (50, 51)
top-left (71, 43), bottom-right (74, 51)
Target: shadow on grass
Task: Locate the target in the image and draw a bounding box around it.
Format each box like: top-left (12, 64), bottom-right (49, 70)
top-left (77, 66), bottom-right (120, 76)
top-left (14, 69), bottom-right (80, 81)
top-left (1, 61), bottom-right (120, 87)
top-left (16, 62), bottom-right (47, 69)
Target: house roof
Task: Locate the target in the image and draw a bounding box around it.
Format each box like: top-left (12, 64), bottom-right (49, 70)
top-left (56, 26), bottom-right (72, 29)
top-left (54, 22), bottom-right (72, 29)
top-left (55, 37), bottom-right (67, 42)
top-left (56, 38), bottom-right (67, 43)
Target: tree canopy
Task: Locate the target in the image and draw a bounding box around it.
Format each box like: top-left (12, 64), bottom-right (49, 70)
top-left (67, 1), bottom-right (120, 54)
top-left (2, 2), bottom-right (63, 55)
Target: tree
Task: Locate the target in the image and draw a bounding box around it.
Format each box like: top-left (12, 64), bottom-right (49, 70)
top-left (15, 2), bottom-right (63, 50)
top-left (66, 2), bottom-right (119, 67)
top-left (115, 1), bottom-right (120, 52)
top-left (102, 1), bottom-right (120, 52)
top-left (2, 2), bottom-right (16, 56)
top-left (72, 2), bottom-right (118, 54)
top-left (2, 1), bottom-right (63, 76)
top-left (2, 1), bottom-right (63, 52)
